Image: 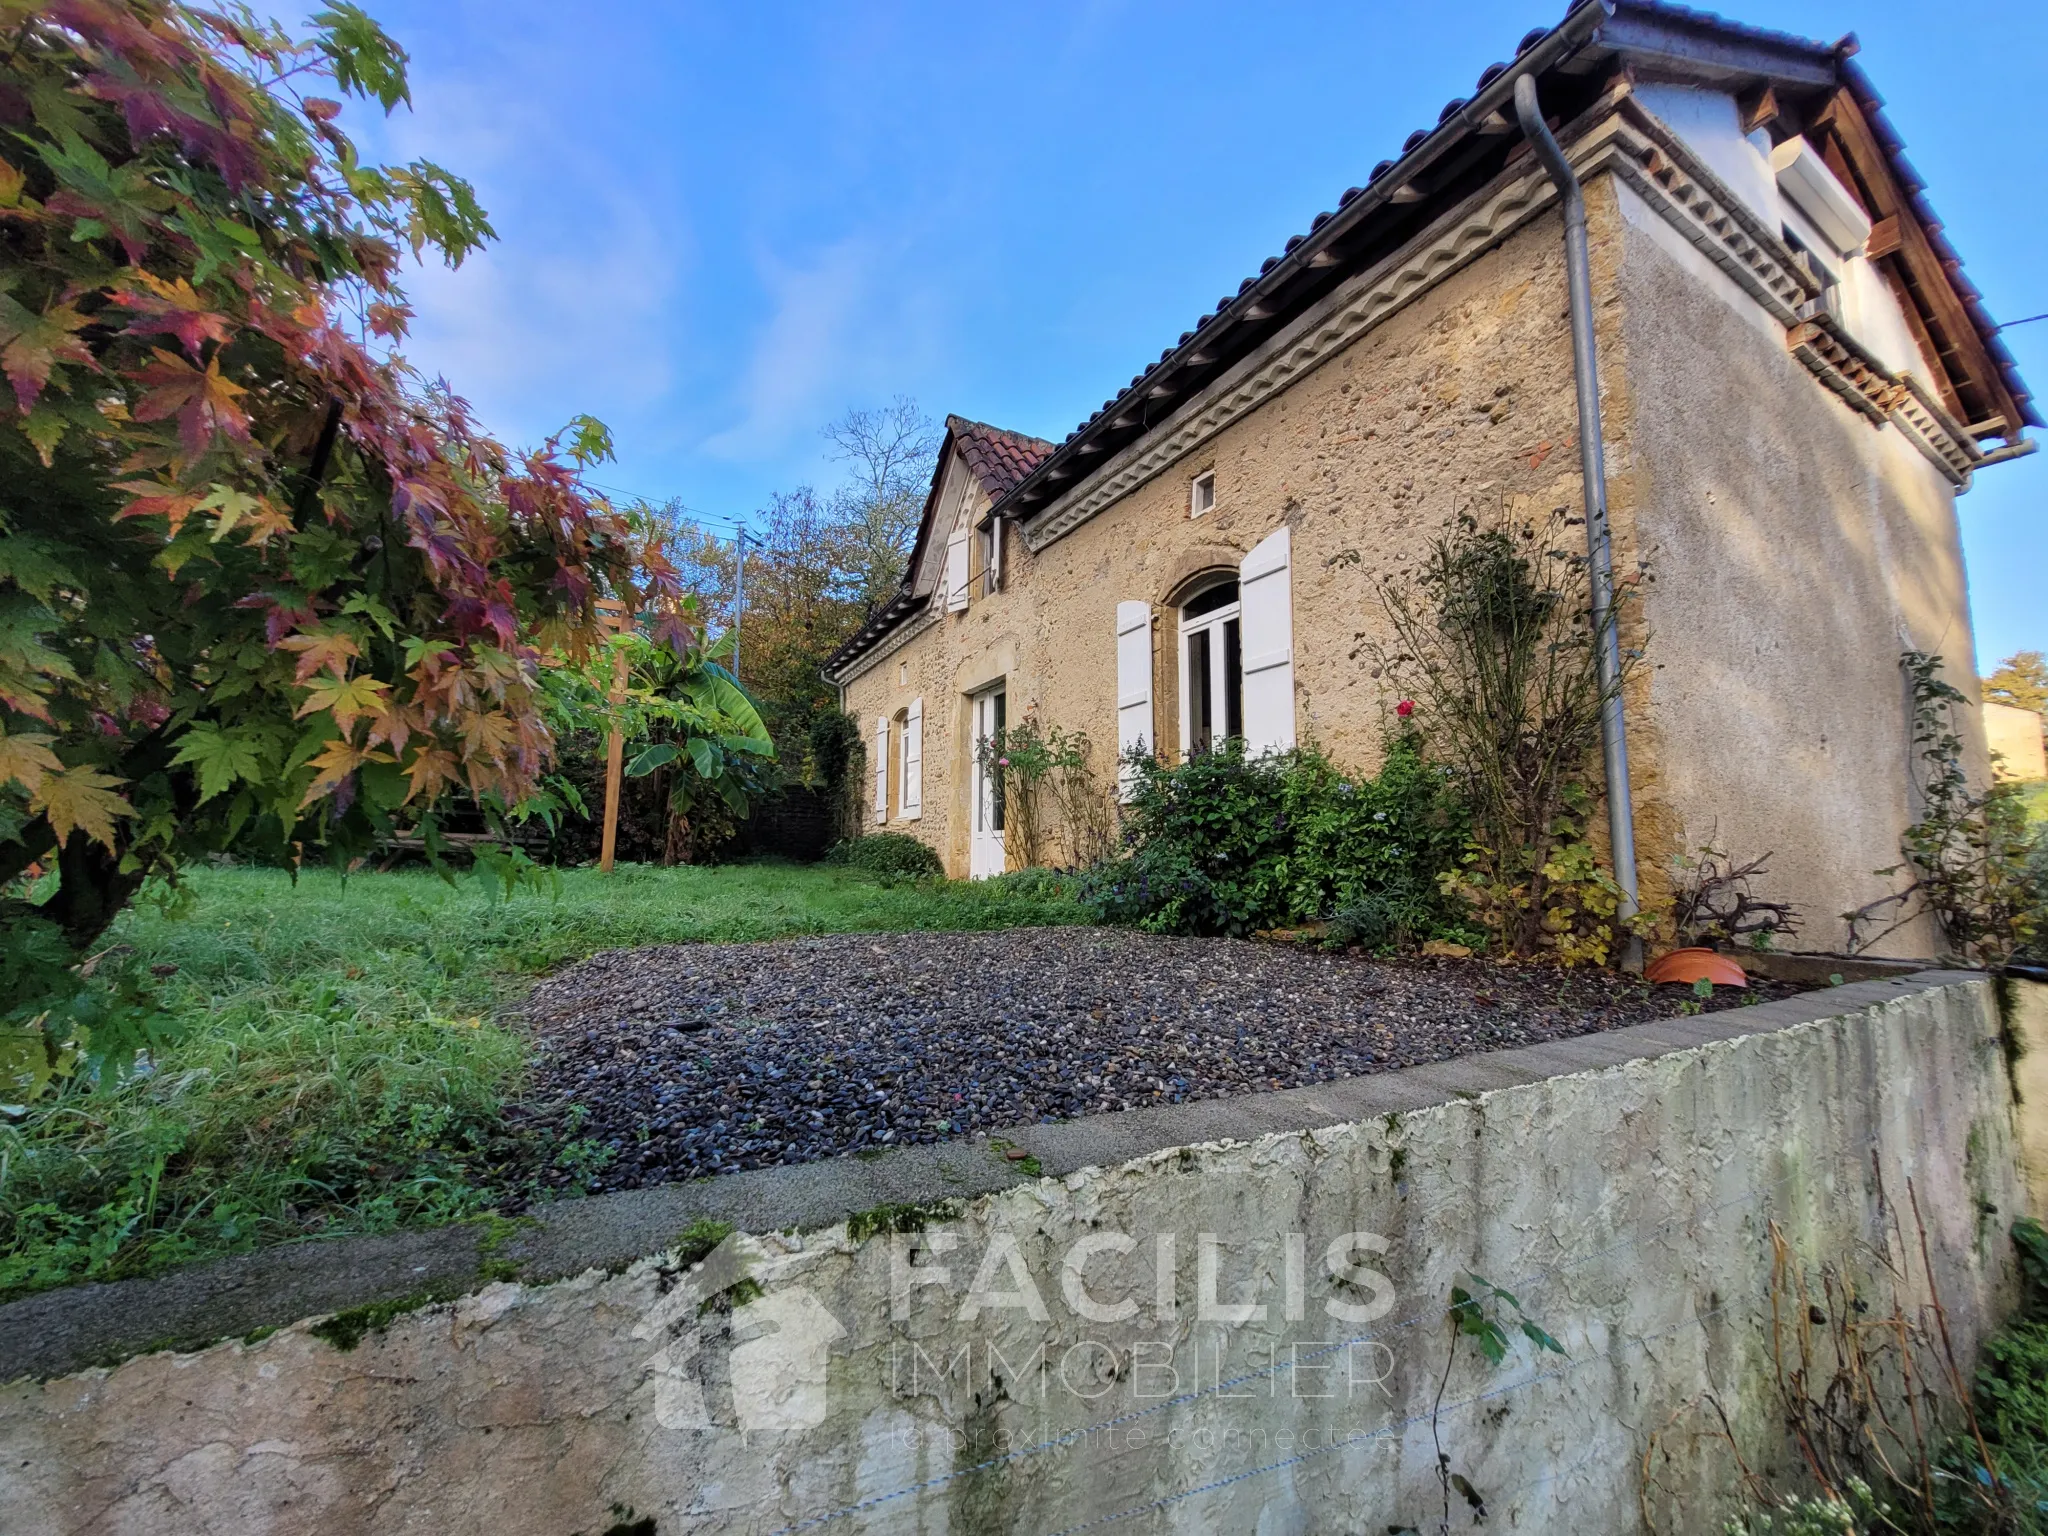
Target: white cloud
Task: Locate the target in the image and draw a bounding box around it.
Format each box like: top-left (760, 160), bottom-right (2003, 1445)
top-left (340, 14), bottom-right (688, 456)
top-left (396, 188), bottom-right (679, 449)
top-left (701, 238), bottom-right (884, 462)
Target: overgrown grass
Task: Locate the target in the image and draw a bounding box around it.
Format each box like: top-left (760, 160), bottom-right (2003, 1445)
top-left (0, 861), bottom-right (1085, 1300)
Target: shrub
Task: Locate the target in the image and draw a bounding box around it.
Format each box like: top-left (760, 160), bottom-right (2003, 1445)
top-left (1674, 1217), bottom-right (2048, 1536)
top-left (1369, 506), bottom-right (1650, 965)
top-left (1081, 736), bottom-right (1469, 943)
top-left (976, 715), bottom-right (1118, 870)
top-left (978, 867), bottom-right (1083, 902)
top-left (1846, 652), bottom-right (2040, 966)
top-left (824, 833), bottom-right (944, 880)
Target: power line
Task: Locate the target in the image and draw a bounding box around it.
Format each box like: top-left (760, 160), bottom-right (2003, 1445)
top-left (579, 480), bottom-right (752, 533)
top-left (1993, 311), bottom-right (2048, 332)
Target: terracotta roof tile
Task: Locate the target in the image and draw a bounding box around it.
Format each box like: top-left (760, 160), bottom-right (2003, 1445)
top-left (994, 0), bottom-right (2033, 524)
top-left (946, 415), bottom-right (1054, 503)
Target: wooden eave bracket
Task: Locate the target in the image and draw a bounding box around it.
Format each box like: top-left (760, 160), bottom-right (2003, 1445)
top-left (1810, 86), bottom-right (2025, 435)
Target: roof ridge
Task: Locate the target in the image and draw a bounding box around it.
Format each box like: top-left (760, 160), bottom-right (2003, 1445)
top-left (947, 413), bottom-right (1055, 448)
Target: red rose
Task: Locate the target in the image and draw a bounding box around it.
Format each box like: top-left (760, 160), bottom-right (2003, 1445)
top-left (1395, 699), bottom-right (1415, 719)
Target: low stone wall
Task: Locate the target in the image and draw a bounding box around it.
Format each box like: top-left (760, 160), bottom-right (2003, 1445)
top-left (1, 974), bottom-right (2037, 1536)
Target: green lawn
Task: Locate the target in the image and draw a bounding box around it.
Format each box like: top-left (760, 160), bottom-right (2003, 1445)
top-left (0, 861), bottom-right (1085, 1300)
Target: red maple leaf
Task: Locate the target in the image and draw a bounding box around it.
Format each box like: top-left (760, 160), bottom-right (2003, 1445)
top-left (129, 347), bottom-right (250, 455)
top-left (110, 272), bottom-right (233, 357)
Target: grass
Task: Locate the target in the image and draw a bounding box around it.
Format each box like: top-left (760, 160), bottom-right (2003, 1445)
top-left (0, 860), bottom-right (1086, 1301)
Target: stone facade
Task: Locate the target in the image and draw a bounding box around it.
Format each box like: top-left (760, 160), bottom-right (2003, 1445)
top-left (838, 81), bottom-right (2008, 958)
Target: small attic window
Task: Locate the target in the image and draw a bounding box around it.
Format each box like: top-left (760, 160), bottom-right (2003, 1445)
top-left (1189, 472), bottom-right (1215, 519)
top-left (1781, 222), bottom-right (1842, 319)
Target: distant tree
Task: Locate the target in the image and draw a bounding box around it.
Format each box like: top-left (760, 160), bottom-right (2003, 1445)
top-left (1986, 651), bottom-right (2048, 715)
top-left (0, 1), bottom-right (679, 1061)
top-left (622, 489), bottom-right (864, 795)
top-left (726, 490), bottom-right (867, 777)
top-left (822, 397), bottom-right (938, 607)
top-left (644, 500), bottom-right (736, 635)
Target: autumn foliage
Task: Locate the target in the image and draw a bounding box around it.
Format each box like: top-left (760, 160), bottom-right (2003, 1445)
top-left (0, 2), bottom-right (684, 1034)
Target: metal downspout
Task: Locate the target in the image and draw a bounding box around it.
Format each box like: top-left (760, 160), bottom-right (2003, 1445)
top-left (1513, 74), bottom-right (1643, 968)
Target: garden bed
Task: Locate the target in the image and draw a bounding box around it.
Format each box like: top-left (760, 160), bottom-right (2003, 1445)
top-left (515, 927), bottom-right (1810, 1193)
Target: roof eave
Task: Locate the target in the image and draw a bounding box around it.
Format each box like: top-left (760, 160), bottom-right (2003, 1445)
top-left (1001, 0), bottom-right (2034, 533)
top-left (822, 588), bottom-right (932, 681)
top-left (998, 0), bottom-right (1618, 526)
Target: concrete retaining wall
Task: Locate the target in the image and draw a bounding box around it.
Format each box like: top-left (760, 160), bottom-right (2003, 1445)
top-left (2, 973), bottom-right (2038, 1536)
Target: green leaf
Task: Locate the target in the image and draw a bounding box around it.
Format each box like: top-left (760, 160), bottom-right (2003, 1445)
top-left (388, 161), bottom-right (495, 268)
top-left (20, 404), bottom-right (68, 466)
top-left (358, 756), bottom-right (408, 811)
top-left (685, 737), bottom-right (719, 777)
top-left (0, 536), bottom-right (77, 602)
top-left (315, 4), bottom-right (413, 111)
top-left (339, 594), bottom-right (399, 639)
top-left (32, 128), bottom-right (164, 258)
top-left (169, 724), bottom-right (269, 803)
top-left (0, 594), bottom-right (79, 720)
top-left (624, 742), bottom-right (678, 777)
top-left (563, 414), bottom-right (613, 466)
top-left (1520, 1319), bottom-right (1566, 1356)
top-left (684, 667), bottom-right (771, 743)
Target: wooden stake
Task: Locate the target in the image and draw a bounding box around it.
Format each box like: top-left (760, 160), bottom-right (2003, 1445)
top-left (597, 599), bottom-right (628, 873)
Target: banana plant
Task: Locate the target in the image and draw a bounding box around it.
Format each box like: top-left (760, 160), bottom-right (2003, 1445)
top-left (543, 625), bottom-right (774, 835)
top-left (618, 632), bottom-right (775, 819)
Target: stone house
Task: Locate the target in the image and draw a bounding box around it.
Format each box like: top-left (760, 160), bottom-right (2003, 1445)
top-left (1985, 702), bottom-right (2046, 783)
top-left (823, 0), bottom-right (2035, 956)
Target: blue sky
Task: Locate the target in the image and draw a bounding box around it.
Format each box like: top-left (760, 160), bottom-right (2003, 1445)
top-left (350, 0), bottom-right (2045, 668)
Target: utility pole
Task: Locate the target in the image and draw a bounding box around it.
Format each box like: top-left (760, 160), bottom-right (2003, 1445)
top-left (732, 527), bottom-right (748, 682)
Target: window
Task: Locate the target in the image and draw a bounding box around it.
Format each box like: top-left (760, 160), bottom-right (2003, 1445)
top-left (1115, 600), bottom-right (1153, 796)
top-left (970, 686), bottom-right (1006, 877)
top-left (1178, 577), bottom-right (1242, 756)
top-left (977, 517), bottom-right (1002, 596)
top-left (1189, 472), bottom-right (1215, 518)
top-left (1782, 222), bottom-right (1842, 323)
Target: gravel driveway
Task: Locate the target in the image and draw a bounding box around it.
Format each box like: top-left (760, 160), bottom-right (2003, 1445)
top-left (514, 927), bottom-right (1802, 1194)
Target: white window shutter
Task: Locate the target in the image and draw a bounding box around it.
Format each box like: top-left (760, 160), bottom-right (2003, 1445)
top-left (945, 526), bottom-right (970, 612)
top-left (901, 697), bottom-right (923, 818)
top-left (1115, 600), bottom-right (1152, 794)
top-left (988, 517), bottom-right (1003, 592)
top-left (1239, 527), bottom-right (1295, 755)
top-left (873, 715), bottom-right (890, 821)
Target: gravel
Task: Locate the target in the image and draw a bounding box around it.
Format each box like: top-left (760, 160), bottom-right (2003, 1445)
top-left (512, 927), bottom-right (1808, 1194)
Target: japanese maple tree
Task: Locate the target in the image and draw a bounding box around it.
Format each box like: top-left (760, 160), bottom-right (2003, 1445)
top-left (0, 1), bottom-right (685, 1045)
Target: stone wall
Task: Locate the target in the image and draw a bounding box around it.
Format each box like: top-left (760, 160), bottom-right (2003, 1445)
top-left (1985, 700), bottom-right (2047, 782)
top-left (1602, 173), bottom-right (1984, 957)
top-left (4, 974), bottom-right (2037, 1535)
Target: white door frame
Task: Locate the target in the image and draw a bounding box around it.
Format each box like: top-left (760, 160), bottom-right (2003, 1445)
top-left (969, 685), bottom-right (1006, 878)
top-left (1178, 589), bottom-right (1240, 757)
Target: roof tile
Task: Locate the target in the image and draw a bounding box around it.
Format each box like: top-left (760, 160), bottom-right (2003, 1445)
top-left (946, 415), bottom-right (1055, 504)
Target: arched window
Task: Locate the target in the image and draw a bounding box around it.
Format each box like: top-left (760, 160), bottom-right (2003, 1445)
top-left (1178, 576), bottom-right (1242, 756)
